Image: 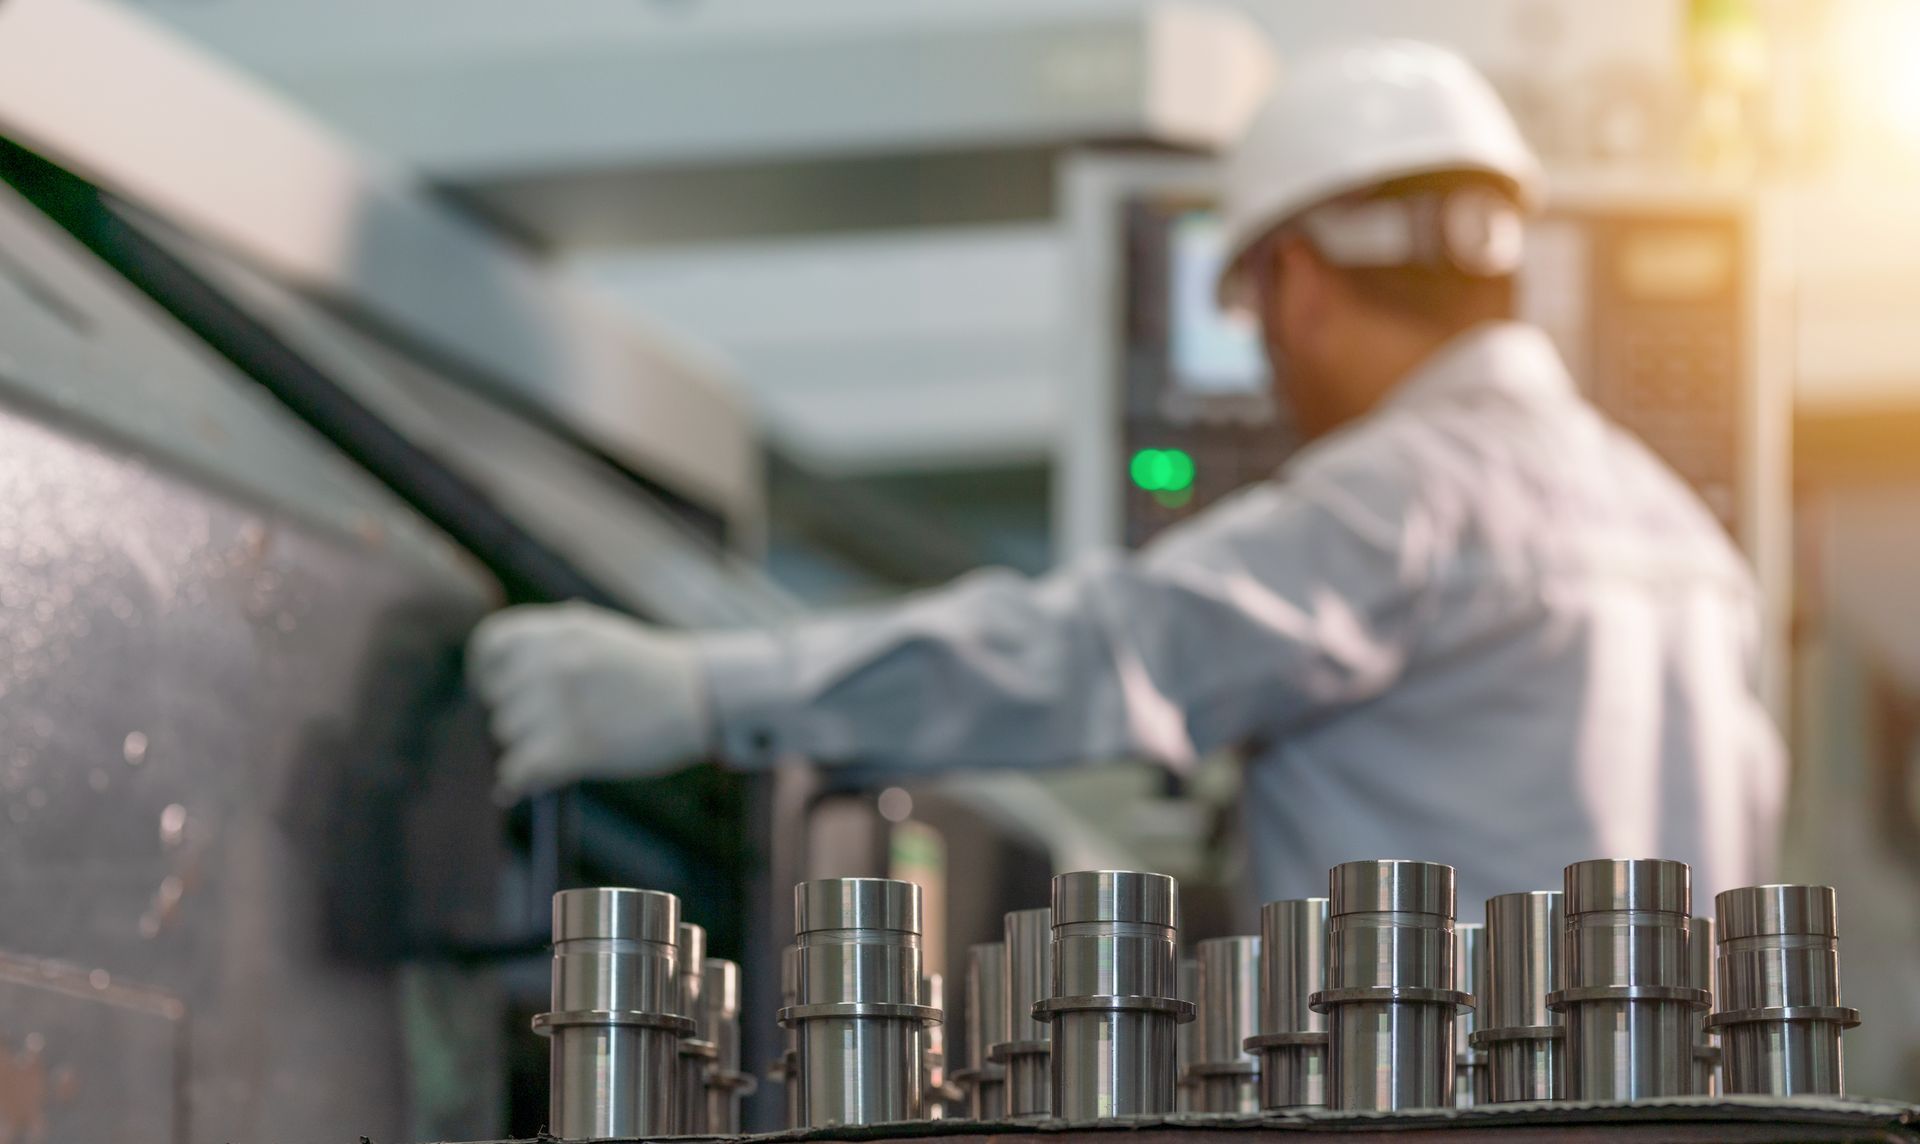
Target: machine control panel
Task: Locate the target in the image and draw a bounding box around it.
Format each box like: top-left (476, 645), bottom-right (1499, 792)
top-left (1530, 213), bottom-right (1745, 529)
top-left (1119, 200), bottom-right (1294, 548)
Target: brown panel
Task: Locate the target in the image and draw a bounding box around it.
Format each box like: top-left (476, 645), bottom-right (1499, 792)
top-left (1796, 406), bottom-right (1920, 486)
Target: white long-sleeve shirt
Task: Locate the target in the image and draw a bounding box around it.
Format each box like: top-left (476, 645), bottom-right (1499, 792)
top-left (697, 322), bottom-right (1785, 912)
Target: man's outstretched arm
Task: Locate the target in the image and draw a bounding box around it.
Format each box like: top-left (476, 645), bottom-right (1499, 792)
top-left (468, 471), bottom-right (1422, 797)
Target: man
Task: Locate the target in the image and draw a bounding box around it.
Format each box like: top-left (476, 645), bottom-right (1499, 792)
top-left (468, 41), bottom-right (1784, 909)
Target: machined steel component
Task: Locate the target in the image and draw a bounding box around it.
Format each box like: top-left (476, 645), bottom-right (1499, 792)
top-left (1482, 1036), bottom-right (1559, 1107)
top-left (955, 942), bottom-right (1008, 1120)
top-left (993, 907), bottom-right (1054, 1119)
top-left (1190, 936), bottom-right (1262, 1113)
top-left (1690, 916), bottom-right (1721, 1095)
top-left (922, 973), bottom-right (963, 1117)
top-left (1037, 871), bottom-right (1193, 1119)
top-left (1709, 884), bottom-right (1860, 1096)
top-left (1454, 923), bottom-right (1488, 1107)
top-left (1176, 958), bottom-right (1199, 1112)
top-left (1473, 891), bottom-right (1563, 1103)
top-left (701, 958), bottom-right (756, 1133)
top-left (781, 878), bottom-right (939, 1127)
top-left (533, 888), bottom-right (691, 1141)
top-left (1245, 898), bottom-right (1329, 1110)
top-left (776, 943), bottom-right (803, 1128)
top-left (675, 922), bottom-right (715, 1135)
top-left (1311, 860), bottom-right (1468, 1112)
top-left (1549, 859), bottom-right (1706, 1101)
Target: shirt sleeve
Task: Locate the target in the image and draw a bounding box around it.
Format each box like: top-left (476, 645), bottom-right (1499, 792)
top-left (696, 462), bottom-right (1428, 771)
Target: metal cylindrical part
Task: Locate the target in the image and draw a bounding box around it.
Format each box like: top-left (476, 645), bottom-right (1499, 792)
top-left (957, 942), bottom-right (1008, 1120)
top-left (783, 878), bottom-right (936, 1127)
top-left (1473, 891), bottom-right (1563, 1103)
top-left (1314, 861), bottom-right (1464, 1111)
top-left (1551, 859), bottom-right (1705, 1101)
top-left (702, 957), bottom-right (739, 1071)
top-left (1330, 1002), bottom-right (1457, 1110)
top-left (1002, 1050), bottom-right (1050, 1120)
top-left (535, 888), bottom-right (688, 1141)
top-left (1259, 899), bottom-right (1329, 1034)
top-left (1689, 916), bottom-right (1721, 1095)
top-left (922, 973), bottom-right (962, 1117)
top-left (1004, 909), bottom-right (1053, 1044)
top-left (675, 922), bottom-right (714, 1135)
top-left (701, 958), bottom-right (755, 1133)
top-left (677, 921), bottom-right (706, 999)
top-left (778, 943), bottom-right (803, 1128)
top-left (1481, 892), bottom-right (1562, 1030)
top-left (1709, 885), bottom-right (1858, 1096)
top-left (1041, 871), bottom-right (1191, 1119)
top-left (1454, 923), bottom-right (1488, 1107)
top-left (971, 1075), bottom-right (1007, 1120)
top-left (551, 888), bottom-right (682, 1011)
top-left (994, 907), bottom-right (1053, 1118)
top-left (1246, 898), bottom-right (1328, 1110)
top-left (1485, 1038), bottom-right (1560, 1104)
top-left (677, 924), bottom-right (706, 1026)
top-left (1189, 936), bottom-right (1261, 1112)
top-left (1176, 958), bottom-right (1198, 1112)
top-left (783, 1047), bottom-right (800, 1128)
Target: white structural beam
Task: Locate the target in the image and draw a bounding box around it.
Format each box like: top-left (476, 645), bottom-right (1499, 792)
top-left (573, 225), bottom-right (1065, 473)
top-left (0, 0), bottom-right (762, 535)
top-left (139, 2), bottom-right (1275, 179)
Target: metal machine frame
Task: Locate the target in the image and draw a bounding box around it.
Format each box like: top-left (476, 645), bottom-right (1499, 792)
top-left (0, 0), bottom-right (763, 548)
top-left (0, 0), bottom-right (807, 1139)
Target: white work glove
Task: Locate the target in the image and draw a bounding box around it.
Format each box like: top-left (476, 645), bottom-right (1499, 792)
top-left (466, 602), bottom-right (715, 799)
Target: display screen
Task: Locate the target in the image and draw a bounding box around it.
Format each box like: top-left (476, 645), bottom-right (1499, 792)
top-left (1168, 210), bottom-right (1267, 394)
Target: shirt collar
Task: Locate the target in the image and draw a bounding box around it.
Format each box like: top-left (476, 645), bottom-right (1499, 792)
top-left (1382, 321), bottom-right (1577, 413)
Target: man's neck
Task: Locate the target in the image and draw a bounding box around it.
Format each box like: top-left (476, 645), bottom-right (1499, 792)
top-left (1337, 320), bottom-right (1460, 423)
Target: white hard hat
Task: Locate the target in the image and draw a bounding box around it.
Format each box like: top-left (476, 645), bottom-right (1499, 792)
top-left (1216, 39), bottom-right (1544, 304)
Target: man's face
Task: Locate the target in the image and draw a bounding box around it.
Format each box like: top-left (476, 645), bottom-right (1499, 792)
top-left (1253, 236), bottom-right (1347, 441)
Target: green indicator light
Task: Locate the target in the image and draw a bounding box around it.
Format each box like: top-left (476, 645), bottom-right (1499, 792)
top-left (1131, 448), bottom-right (1196, 494)
top-left (1130, 449), bottom-right (1168, 491)
top-left (1163, 449), bottom-right (1195, 492)
top-left (1128, 450), bottom-right (1152, 490)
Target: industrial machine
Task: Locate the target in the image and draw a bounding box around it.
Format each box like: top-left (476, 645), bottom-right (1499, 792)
top-left (1057, 153), bottom-right (1793, 712)
top-left (0, 0), bottom-right (798, 1140)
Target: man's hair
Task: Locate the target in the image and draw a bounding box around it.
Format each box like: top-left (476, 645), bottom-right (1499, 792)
top-left (1320, 171), bottom-right (1519, 333)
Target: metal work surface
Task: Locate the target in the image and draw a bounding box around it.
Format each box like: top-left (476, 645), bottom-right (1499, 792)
top-left (0, 138), bottom-right (802, 1138)
top-left (0, 152), bottom-right (506, 1143)
top-left (0, 181), bottom-right (474, 580)
top-left (0, 953), bottom-right (187, 1143)
top-left (445, 1097), bottom-right (1920, 1144)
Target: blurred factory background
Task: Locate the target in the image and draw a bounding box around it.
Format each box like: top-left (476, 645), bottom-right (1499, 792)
top-left (3, 0), bottom-right (1920, 1139)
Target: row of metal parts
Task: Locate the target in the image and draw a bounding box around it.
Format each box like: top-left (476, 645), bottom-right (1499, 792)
top-left (952, 859), bottom-right (1859, 1119)
top-left (534, 893), bottom-right (754, 1140)
top-left (534, 861), bottom-right (1858, 1140)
